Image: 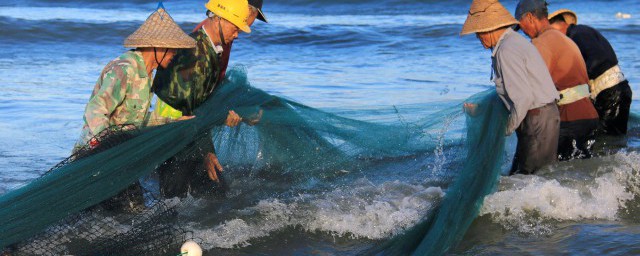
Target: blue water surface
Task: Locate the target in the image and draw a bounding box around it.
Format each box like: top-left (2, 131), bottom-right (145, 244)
top-left (0, 0), bottom-right (639, 254)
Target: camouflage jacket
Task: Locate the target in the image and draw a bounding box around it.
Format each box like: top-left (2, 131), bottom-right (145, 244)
top-left (78, 50), bottom-right (152, 145)
top-left (153, 28), bottom-right (223, 117)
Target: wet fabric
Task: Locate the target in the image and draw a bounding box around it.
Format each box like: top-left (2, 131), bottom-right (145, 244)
top-left (558, 118), bottom-right (599, 160)
top-left (510, 102), bottom-right (560, 175)
top-left (564, 24), bottom-right (632, 135)
top-left (158, 132), bottom-right (221, 198)
top-left (532, 28), bottom-right (598, 122)
top-left (595, 81), bottom-right (633, 135)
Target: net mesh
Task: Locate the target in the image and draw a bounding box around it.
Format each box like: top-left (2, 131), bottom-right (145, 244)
top-left (1, 67), bottom-right (510, 255)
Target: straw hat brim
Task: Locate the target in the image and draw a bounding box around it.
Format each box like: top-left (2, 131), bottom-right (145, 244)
top-left (548, 9), bottom-right (578, 25)
top-left (124, 8), bottom-right (196, 49)
top-left (461, 0), bottom-right (519, 35)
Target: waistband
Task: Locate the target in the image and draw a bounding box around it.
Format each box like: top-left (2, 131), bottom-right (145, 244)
top-left (589, 65), bottom-right (626, 99)
top-left (527, 102), bottom-right (556, 116)
top-left (557, 84), bottom-right (590, 106)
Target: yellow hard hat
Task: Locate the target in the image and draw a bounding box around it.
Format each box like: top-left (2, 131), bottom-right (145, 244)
top-left (205, 0), bottom-right (252, 33)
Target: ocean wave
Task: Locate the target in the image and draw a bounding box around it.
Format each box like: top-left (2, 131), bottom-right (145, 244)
top-left (0, 17), bottom-right (197, 45)
top-left (0, 8), bottom-right (465, 46)
top-left (0, 7), bottom-right (466, 27)
top-left (189, 179), bottom-right (444, 249)
top-left (479, 152), bottom-right (640, 235)
top-left (7, 0), bottom-right (469, 7)
top-left (0, 7), bottom-right (200, 24)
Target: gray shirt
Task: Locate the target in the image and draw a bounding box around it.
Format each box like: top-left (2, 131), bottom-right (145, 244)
top-left (492, 28), bottom-right (559, 135)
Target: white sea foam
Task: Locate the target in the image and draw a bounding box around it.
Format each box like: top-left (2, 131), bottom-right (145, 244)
top-left (192, 178), bottom-right (444, 249)
top-left (480, 152), bottom-right (640, 234)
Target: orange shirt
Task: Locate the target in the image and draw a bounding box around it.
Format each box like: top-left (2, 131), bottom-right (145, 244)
top-left (532, 28), bottom-right (598, 122)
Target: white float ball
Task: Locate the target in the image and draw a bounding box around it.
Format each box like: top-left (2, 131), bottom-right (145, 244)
top-left (181, 240), bottom-right (203, 256)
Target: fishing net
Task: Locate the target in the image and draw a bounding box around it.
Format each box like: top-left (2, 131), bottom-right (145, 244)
top-left (0, 67), bottom-right (509, 255)
top-left (367, 91), bottom-right (508, 255)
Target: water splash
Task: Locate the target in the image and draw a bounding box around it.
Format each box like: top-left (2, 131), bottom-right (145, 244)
top-left (480, 152), bottom-right (640, 234)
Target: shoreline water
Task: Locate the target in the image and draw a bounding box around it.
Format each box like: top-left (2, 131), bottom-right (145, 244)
top-left (1, 0), bottom-right (639, 254)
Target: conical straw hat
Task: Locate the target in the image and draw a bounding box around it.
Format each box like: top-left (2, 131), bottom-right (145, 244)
top-left (548, 9), bottom-right (578, 25)
top-left (461, 0), bottom-right (519, 35)
top-left (124, 6), bottom-right (196, 49)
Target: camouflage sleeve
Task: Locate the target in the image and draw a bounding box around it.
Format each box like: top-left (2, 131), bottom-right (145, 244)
top-left (153, 48), bottom-right (199, 115)
top-left (142, 107), bottom-right (173, 127)
top-left (83, 65), bottom-right (128, 137)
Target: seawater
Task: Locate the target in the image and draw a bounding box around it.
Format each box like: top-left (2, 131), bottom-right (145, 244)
top-left (0, 0), bottom-right (639, 254)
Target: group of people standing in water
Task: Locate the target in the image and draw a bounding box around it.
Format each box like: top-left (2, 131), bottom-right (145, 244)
top-left (462, 0), bottom-right (632, 175)
top-left (74, 0), bottom-right (633, 203)
top-left (75, 0), bottom-right (267, 203)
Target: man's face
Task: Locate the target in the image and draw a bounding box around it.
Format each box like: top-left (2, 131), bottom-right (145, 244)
top-left (476, 32), bottom-right (493, 49)
top-left (518, 13), bottom-right (537, 38)
top-left (219, 18), bottom-right (240, 44)
top-left (158, 48), bottom-right (177, 68)
top-left (247, 7), bottom-right (258, 27)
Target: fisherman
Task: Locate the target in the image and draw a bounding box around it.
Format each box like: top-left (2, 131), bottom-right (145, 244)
top-left (515, 0), bottom-right (600, 161)
top-left (549, 9), bottom-right (633, 136)
top-left (461, 0), bottom-right (560, 175)
top-left (74, 5), bottom-right (196, 211)
top-left (151, 0), bottom-right (266, 198)
top-left (75, 4), bottom-right (195, 152)
top-left (190, 0), bottom-right (268, 78)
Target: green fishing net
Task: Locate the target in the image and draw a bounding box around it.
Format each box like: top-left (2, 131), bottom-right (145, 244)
top-left (0, 67), bottom-right (510, 255)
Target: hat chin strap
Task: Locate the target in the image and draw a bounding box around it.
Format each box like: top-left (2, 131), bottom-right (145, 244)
top-left (488, 32), bottom-right (496, 81)
top-left (154, 47), bottom-right (169, 67)
top-left (217, 18), bottom-right (227, 47)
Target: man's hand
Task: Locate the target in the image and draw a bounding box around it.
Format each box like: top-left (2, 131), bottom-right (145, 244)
top-left (463, 103), bottom-right (478, 117)
top-left (225, 110), bottom-right (242, 127)
top-left (243, 109), bottom-right (263, 126)
top-left (204, 152), bottom-right (223, 183)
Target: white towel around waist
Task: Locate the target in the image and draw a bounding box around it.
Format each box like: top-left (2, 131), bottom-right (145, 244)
top-left (558, 84), bottom-right (590, 106)
top-left (589, 65), bottom-right (626, 99)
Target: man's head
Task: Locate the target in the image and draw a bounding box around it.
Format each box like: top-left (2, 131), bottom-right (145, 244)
top-left (515, 0), bottom-right (550, 38)
top-left (475, 32), bottom-right (498, 49)
top-left (461, 0), bottom-right (518, 49)
top-left (205, 0), bottom-right (252, 32)
top-left (208, 13), bottom-right (242, 45)
top-left (247, 6), bottom-right (259, 27)
top-left (204, 0), bottom-right (252, 45)
top-left (248, 0), bottom-right (268, 23)
top-left (137, 48), bottom-right (177, 68)
top-left (549, 9), bottom-right (577, 25)
top-left (548, 9), bottom-right (577, 34)
top-left (124, 6), bottom-right (195, 67)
